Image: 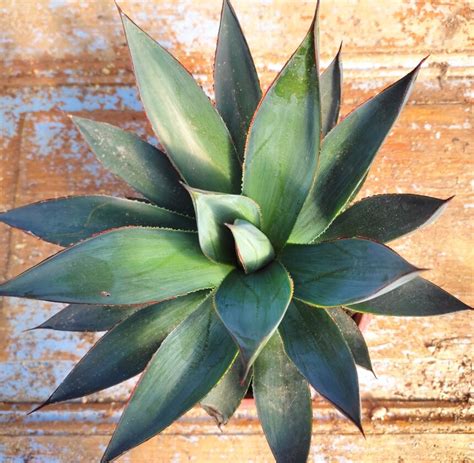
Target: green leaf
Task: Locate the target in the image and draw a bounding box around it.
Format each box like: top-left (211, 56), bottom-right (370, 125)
top-left (242, 6), bottom-right (321, 251)
top-left (320, 43), bottom-right (342, 136)
top-left (281, 238), bottom-right (421, 307)
top-left (227, 219), bottom-right (274, 273)
top-left (214, 0), bottom-right (261, 159)
top-left (215, 261), bottom-right (293, 378)
top-left (201, 354), bottom-right (252, 427)
top-left (254, 332), bottom-right (312, 463)
top-left (280, 300), bottom-right (362, 431)
top-left (290, 59), bottom-right (426, 243)
top-left (326, 307), bottom-right (374, 374)
top-left (186, 186), bottom-right (261, 264)
top-left (120, 10), bottom-right (241, 194)
top-left (0, 228), bottom-right (231, 304)
top-left (0, 195), bottom-right (195, 247)
top-left (317, 194), bottom-right (451, 243)
top-left (34, 304), bottom-right (142, 332)
top-left (350, 277), bottom-right (472, 316)
top-left (34, 292), bottom-right (207, 410)
top-left (72, 117), bottom-right (193, 215)
top-left (101, 295), bottom-right (237, 463)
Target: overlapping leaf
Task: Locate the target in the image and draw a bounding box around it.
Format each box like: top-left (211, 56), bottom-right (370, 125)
top-left (227, 219), bottom-right (274, 273)
top-left (201, 354), bottom-right (252, 427)
top-left (280, 300), bottom-right (362, 430)
top-left (254, 332), bottom-right (312, 463)
top-left (102, 296), bottom-right (237, 462)
top-left (72, 117), bottom-right (193, 215)
top-left (317, 194), bottom-right (451, 243)
top-left (350, 277), bottom-right (472, 316)
top-left (242, 4), bottom-right (321, 250)
top-left (34, 292), bottom-right (207, 409)
top-left (326, 307), bottom-right (374, 373)
top-left (290, 59), bottom-right (426, 243)
top-left (215, 261), bottom-right (293, 377)
top-left (320, 44), bottom-right (342, 136)
top-left (0, 196), bottom-right (195, 246)
top-left (214, 0), bottom-right (261, 159)
top-left (282, 238), bottom-right (420, 307)
top-left (120, 10), bottom-right (241, 193)
top-left (0, 228), bottom-right (231, 304)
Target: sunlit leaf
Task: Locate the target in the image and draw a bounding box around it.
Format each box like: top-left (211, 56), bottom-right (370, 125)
top-left (280, 300), bottom-right (362, 430)
top-left (0, 195), bottom-right (195, 246)
top-left (254, 332), bottom-right (312, 463)
top-left (291, 59), bottom-right (426, 243)
top-left (215, 261), bottom-right (293, 377)
top-left (101, 296), bottom-right (237, 462)
top-left (242, 5), bottom-right (320, 250)
top-left (227, 219), bottom-right (274, 273)
top-left (214, 0), bottom-right (261, 158)
top-left (350, 277), bottom-right (472, 316)
top-left (0, 228), bottom-right (231, 304)
top-left (317, 194), bottom-right (451, 243)
top-left (320, 43), bottom-right (342, 136)
top-left (120, 10), bottom-right (241, 193)
top-left (282, 238), bottom-right (420, 307)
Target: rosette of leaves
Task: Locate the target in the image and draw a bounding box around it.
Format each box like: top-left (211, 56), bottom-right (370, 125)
top-left (0, 1), bottom-right (470, 462)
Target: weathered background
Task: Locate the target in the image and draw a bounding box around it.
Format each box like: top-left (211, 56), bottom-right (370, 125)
top-left (0, 0), bottom-right (472, 461)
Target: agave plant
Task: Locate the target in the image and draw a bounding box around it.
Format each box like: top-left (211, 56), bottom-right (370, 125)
top-left (0, 1), bottom-right (470, 461)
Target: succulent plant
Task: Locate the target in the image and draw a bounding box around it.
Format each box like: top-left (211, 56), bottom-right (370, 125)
top-left (0, 1), bottom-right (470, 462)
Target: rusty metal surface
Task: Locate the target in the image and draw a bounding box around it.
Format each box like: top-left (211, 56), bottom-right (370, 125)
top-left (0, 0), bottom-right (473, 461)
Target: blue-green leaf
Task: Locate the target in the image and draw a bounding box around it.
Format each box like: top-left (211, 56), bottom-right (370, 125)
top-left (0, 195), bottom-right (195, 246)
top-left (326, 307), bottom-right (374, 374)
top-left (291, 59), bottom-right (426, 243)
top-left (254, 332), bottom-right (312, 463)
top-left (350, 277), bottom-right (472, 316)
top-left (317, 194), bottom-right (451, 243)
top-left (281, 238), bottom-right (421, 307)
top-left (201, 354), bottom-right (252, 427)
top-left (320, 43), bottom-right (342, 136)
top-left (280, 300), bottom-right (362, 431)
top-left (34, 304), bottom-right (142, 332)
top-left (101, 296), bottom-right (237, 462)
top-left (242, 5), bottom-right (320, 250)
top-left (215, 261), bottom-right (293, 378)
top-left (0, 228), bottom-right (231, 305)
top-left (120, 10), bottom-right (241, 193)
top-left (227, 219), bottom-right (274, 273)
top-left (72, 117), bottom-right (193, 215)
top-left (186, 187), bottom-right (261, 264)
top-left (214, 0), bottom-right (261, 159)
top-left (34, 292), bottom-right (208, 410)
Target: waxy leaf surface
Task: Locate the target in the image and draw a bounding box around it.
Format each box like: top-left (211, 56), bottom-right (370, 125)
top-left (187, 187), bottom-right (261, 263)
top-left (0, 195), bottom-right (195, 247)
top-left (0, 228), bottom-right (231, 304)
top-left (280, 300), bottom-right (362, 430)
top-left (38, 292), bottom-right (207, 407)
top-left (350, 277), bottom-right (472, 316)
top-left (227, 219), bottom-right (274, 273)
top-left (35, 304), bottom-right (142, 332)
top-left (291, 60), bottom-right (425, 243)
top-left (242, 8), bottom-right (320, 250)
top-left (320, 44), bottom-right (342, 136)
top-left (73, 117), bottom-right (193, 215)
top-left (215, 261), bottom-right (293, 377)
top-left (201, 354), bottom-right (252, 427)
top-left (254, 332), bottom-right (312, 463)
top-left (121, 11), bottom-right (241, 193)
top-left (326, 307), bottom-right (374, 373)
top-left (281, 238), bottom-right (420, 307)
top-left (102, 296), bottom-right (237, 462)
top-left (214, 0), bottom-right (261, 159)
top-left (317, 194), bottom-right (450, 243)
